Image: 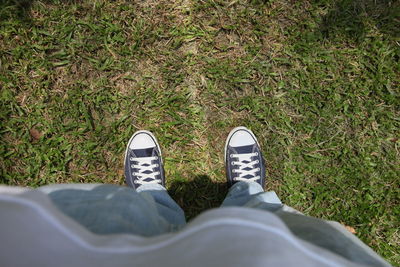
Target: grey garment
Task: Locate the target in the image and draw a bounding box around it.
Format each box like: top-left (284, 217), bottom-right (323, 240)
top-left (0, 184), bottom-right (391, 267)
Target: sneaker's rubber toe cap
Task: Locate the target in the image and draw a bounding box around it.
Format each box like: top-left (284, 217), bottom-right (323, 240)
top-left (228, 129), bottom-right (257, 147)
top-left (129, 132), bottom-right (157, 149)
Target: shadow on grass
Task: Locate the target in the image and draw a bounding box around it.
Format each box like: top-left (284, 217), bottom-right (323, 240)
top-left (0, 0), bottom-right (32, 24)
top-left (0, 0), bottom-right (76, 25)
top-left (168, 175), bottom-right (227, 220)
top-left (3, 0), bottom-right (398, 41)
top-left (319, 0), bottom-right (400, 40)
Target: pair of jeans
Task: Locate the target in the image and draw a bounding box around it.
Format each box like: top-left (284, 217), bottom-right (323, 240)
top-left (42, 181), bottom-right (281, 236)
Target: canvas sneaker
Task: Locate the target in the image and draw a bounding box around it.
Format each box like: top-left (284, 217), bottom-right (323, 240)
top-left (225, 126), bottom-right (266, 188)
top-left (124, 130), bottom-right (165, 189)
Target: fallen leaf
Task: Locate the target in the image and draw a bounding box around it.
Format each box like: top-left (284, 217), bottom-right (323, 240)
top-left (342, 223), bottom-right (356, 234)
top-left (29, 128), bottom-right (43, 141)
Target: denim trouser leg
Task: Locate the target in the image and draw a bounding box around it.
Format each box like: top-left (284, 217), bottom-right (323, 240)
top-left (138, 181), bottom-right (282, 224)
top-left (221, 181), bottom-right (283, 212)
top-left (41, 181), bottom-right (280, 237)
top-left (137, 183), bottom-right (186, 227)
top-left (41, 183), bottom-right (185, 237)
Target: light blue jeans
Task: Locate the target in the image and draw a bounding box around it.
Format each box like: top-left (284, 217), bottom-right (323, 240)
top-left (42, 181), bottom-right (281, 237)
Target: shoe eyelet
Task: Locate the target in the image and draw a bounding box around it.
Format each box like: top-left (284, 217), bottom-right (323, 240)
top-left (130, 157), bottom-right (134, 161)
top-left (231, 162), bottom-right (235, 165)
top-left (256, 168), bottom-right (260, 171)
top-left (155, 164), bottom-right (159, 167)
top-left (131, 164), bottom-right (135, 168)
top-left (255, 160), bottom-right (259, 164)
top-left (230, 154), bottom-right (234, 158)
top-left (154, 156), bottom-right (158, 160)
top-left (255, 152), bottom-right (259, 156)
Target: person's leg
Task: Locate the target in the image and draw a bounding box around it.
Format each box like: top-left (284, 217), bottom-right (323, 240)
top-left (123, 130), bottom-right (186, 233)
top-left (39, 183), bottom-right (185, 237)
top-left (136, 183), bottom-right (185, 227)
top-left (221, 181), bottom-right (282, 211)
top-left (223, 127), bottom-right (282, 211)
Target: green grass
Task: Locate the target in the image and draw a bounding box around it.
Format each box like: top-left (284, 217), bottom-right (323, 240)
top-left (1, 0), bottom-right (399, 264)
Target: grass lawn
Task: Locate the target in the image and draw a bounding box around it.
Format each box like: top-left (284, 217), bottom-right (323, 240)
top-left (1, 0), bottom-right (399, 264)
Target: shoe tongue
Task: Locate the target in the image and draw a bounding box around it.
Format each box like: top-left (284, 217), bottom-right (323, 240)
top-left (232, 145), bottom-right (254, 154)
top-left (131, 147), bottom-right (155, 157)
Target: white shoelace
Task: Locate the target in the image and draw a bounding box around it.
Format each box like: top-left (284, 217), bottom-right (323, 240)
top-left (130, 156), bottom-right (160, 185)
top-left (230, 152), bottom-right (260, 182)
